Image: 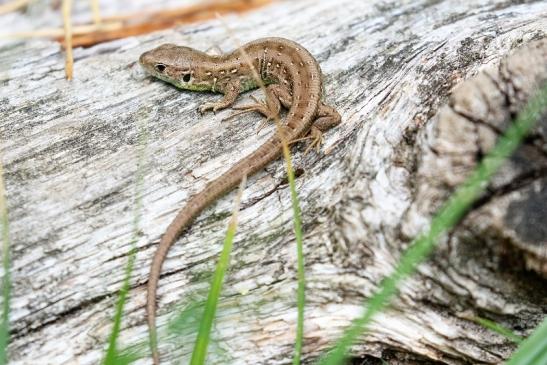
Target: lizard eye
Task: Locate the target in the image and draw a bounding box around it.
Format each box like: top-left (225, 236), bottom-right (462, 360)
top-left (155, 63), bottom-right (166, 73)
top-left (182, 74), bottom-right (191, 83)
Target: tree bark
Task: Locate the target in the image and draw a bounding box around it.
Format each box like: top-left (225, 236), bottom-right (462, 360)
top-left (1, 0), bottom-right (545, 364)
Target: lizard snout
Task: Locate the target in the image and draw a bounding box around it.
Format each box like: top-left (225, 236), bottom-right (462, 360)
top-left (139, 51), bottom-right (151, 66)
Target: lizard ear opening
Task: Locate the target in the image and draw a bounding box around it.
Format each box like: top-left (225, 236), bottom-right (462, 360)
top-left (182, 74), bottom-right (191, 82)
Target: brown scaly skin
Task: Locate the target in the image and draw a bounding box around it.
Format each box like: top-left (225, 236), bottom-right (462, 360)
top-left (139, 37), bottom-right (341, 364)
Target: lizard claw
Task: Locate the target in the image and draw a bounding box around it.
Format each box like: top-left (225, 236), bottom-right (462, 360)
top-left (198, 102), bottom-right (221, 115)
top-left (198, 103), bottom-right (210, 115)
top-left (303, 127), bottom-right (324, 155)
top-left (290, 127), bottom-right (324, 155)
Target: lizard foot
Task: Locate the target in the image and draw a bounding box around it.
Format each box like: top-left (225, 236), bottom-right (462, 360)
top-left (198, 102), bottom-right (226, 115)
top-left (290, 126), bottom-right (324, 155)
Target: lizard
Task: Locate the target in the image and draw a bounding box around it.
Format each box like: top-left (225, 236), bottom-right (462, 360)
top-left (139, 37), bottom-right (341, 364)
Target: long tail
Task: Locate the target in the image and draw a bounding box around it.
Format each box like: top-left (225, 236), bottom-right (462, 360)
top-left (147, 201), bottom-right (197, 365)
top-left (147, 136), bottom-right (281, 364)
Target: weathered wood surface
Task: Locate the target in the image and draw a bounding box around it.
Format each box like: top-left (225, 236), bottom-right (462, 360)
top-left (1, 0), bottom-right (546, 364)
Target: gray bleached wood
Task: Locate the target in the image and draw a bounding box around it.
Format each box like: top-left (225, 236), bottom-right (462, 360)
top-left (1, 0), bottom-right (546, 364)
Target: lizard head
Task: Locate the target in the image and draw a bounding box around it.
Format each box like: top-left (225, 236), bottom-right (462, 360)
top-left (139, 43), bottom-right (213, 92)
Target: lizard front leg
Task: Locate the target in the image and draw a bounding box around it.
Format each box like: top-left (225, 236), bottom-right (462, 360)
top-left (199, 80), bottom-right (241, 114)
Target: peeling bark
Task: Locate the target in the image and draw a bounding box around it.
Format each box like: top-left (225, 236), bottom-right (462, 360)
top-left (405, 38), bottom-right (547, 278)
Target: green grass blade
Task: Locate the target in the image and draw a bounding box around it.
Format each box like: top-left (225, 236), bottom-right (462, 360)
top-left (212, 25), bottom-right (307, 364)
top-left (318, 84), bottom-right (547, 365)
top-left (190, 176), bottom-right (246, 365)
top-left (281, 143), bottom-right (306, 365)
top-left (506, 317), bottom-right (547, 365)
top-left (0, 160), bottom-right (11, 365)
top-left (103, 114), bottom-right (148, 364)
top-left (111, 297), bottom-right (206, 364)
top-left (471, 316), bottom-right (524, 344)
top-left (167, 299), bottom-right (204, 337)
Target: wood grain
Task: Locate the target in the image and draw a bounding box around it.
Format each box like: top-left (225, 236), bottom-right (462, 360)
top-left (1, 0), bottom-right (546, 364)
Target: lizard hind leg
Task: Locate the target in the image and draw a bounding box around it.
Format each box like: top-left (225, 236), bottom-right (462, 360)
top-left (301, 102), bottom-right (341, 154)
